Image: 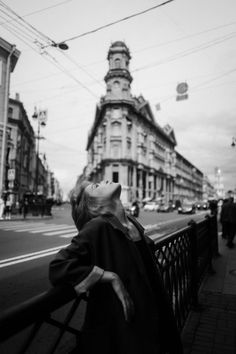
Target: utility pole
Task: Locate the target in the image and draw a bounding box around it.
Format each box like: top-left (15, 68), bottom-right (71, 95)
top-left (32, 107), bottom-right (47, 196)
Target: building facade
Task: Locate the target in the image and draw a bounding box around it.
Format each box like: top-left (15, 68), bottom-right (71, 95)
top-left (174, 151), bottom-right (203, 204)
top-left (7, 96), bottom-right (51, 203)
top-left (0, 37), bottom-right (20, 194)
top-left (203, 175), bottom-right (216, 201)
top-left (82, 41), bottom-right (203, 204)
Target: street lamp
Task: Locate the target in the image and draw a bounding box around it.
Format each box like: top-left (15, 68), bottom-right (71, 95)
top-left (231, 137), bottom-right (236, 148)
top-left (32, 107), bottom-right (47, 195)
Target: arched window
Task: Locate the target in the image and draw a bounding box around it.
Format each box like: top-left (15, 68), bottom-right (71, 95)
top-left (114, 58), bottom-right (121, 68)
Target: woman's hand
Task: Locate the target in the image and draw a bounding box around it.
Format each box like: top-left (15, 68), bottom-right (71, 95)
top-left (100, 271), bottom-right (135, 322)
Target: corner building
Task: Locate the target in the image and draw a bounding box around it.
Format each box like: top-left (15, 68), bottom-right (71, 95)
top-left (84, 41), bottom-right (202, 204)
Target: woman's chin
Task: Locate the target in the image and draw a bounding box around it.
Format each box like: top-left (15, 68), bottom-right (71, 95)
top-left (112, 183), bottom-right (121, 198)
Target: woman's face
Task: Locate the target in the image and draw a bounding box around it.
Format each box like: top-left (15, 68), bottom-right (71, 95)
top-left (85, 181), bottom-right (121, 201)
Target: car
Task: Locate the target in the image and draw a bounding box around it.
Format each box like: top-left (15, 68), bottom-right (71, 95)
top-left (158, 203), bottom-right (171, 212)
top-left (178, 202), bottom-right (196, 214)
top-left (143, 201), bottom-right (160, 212)
top-left (196, 201), bottom-right (208, 210)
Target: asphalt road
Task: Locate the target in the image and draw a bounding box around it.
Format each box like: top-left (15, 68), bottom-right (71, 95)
top-left (0, 204), bottom-right (209, 311)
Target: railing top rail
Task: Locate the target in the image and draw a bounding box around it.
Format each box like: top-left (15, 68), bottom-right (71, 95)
top-left (153, 224), bottom-right (191, 247)
top-left (0, 285), bottom-right (78, 342)
top-left (0, 214), bottom-right (216, 345)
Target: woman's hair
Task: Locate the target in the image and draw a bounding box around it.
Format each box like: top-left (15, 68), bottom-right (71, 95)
top-left (70, 180), bottom-right (115, 230)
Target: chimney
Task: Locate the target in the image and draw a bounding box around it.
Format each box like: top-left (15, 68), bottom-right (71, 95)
top-left (15, 92), bottom-right (20, 101)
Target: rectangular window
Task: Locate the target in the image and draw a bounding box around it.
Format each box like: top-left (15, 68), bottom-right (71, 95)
top-left (112, 172), bottom-right (119, 183)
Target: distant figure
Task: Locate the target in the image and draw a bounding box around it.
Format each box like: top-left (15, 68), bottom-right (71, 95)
top-left (5, 197), bottom-right (12, 220)
top-left (130, 200), bottom-right (140, 217)
top-left (209, 199), bottom-right (218, 216)
top-left (220, 198), bottom-right (230, 239)
top-left (22, 198), bottom-right (29, 219)
top-left (0, 196), bottom-right (5, 220)
top-left (224, 197), bottom-right (236, 248)
top-left (49, 180), bottom-right (183, 354)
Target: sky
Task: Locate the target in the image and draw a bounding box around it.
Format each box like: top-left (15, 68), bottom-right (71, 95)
top-left (1, 0), bottom-right (236, 198)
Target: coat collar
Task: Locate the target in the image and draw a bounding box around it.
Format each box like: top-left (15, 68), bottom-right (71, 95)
top-left (101, 213), bottom-right (145, 240)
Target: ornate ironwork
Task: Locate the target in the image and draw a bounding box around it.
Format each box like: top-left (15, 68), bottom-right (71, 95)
top-left (0, 215), bottom-right (217, 353)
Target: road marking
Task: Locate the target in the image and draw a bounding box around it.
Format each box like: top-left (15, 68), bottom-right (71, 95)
top-left (29, 225), bottom-right (72, 233)
top-left (0, 221), bottom-right (76, 238)
top-left (44, 228), bottom-right (76, 236)
top-left (1, 222), bottom-right (47, 230)
top-left (0, 245), bottom-right (69, 268)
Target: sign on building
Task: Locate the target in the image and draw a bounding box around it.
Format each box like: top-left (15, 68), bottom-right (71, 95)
top-left (8, 181), bottom-right (14, 189)
top-left (7, 169), bottom-right (15, 181)
top-left (38, 109), bottom-right (48, 125)
top-left (176, 82), bottom-right (189, 101)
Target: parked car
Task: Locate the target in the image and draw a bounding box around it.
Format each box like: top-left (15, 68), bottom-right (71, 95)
top-left (130, 201), bottom-right (140, 217)
top-left (196, 201), bottom-right (208, 210)
top-left (143, 201), bottom-right (160, 212)
top-left (178, 202), bottom-right (196, 214)
top-left (158, 203), bottom-right (171, 212)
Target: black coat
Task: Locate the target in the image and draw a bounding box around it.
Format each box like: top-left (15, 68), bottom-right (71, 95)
top-left (49, 214), bottom-right (183, 354)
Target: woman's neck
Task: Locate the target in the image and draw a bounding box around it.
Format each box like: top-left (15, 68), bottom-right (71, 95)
top-left (111, 199), bottom-right (129, 227)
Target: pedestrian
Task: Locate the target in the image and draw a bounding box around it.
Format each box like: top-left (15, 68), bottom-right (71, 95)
top-left (220, 198), bottom-right (230, 239)
top-left (225, 197), bottom-right (236, 248)
top-left (22, 198), bottom-right (29, 219)
top-left (5, 197), bottom-right (12, 220)
top-left (209, 199), bottom-right (218, 216)
top-left (49, 180), bottom-right (183, 354)
top-left (0, 195), bottom-right (5, 220)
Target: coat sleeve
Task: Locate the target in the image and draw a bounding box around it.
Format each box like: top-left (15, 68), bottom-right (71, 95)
top-left (49, 221), bottom-right (104, 293)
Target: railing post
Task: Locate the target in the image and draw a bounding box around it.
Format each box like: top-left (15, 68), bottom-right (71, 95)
top-left (204, 214), bottom-right (216, 274)
top-left (212, 214), bottom-right (220, 257)
top-left (188, 220), bottom-right (199, 308)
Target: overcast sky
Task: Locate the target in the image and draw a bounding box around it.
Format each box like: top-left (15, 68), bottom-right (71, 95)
top-left (1, 0), bottom-right (236, 197)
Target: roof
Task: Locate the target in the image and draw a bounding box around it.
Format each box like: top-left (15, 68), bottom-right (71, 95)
top-left (0, 37), bottom-right (21, 72)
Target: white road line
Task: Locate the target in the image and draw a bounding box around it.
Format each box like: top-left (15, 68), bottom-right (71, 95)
top-left (0, 246), bottom-right (65, 264)
top-left (0, 221), bottom-right (29, 227)
top-left (29, 225), bottom-right (72, 233)
top-left (1, 222), bottom-right (46, 230)
top-left (0, 244), bottom-right (70, 268)
top-left (44, 228), bottom-right (76, 236)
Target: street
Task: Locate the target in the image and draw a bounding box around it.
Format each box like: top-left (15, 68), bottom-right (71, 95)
top-left (0, 204), bottom-right (208, 312)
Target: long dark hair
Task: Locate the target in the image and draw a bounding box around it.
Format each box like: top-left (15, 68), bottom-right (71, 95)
top-left (70, 180), bottom-right (91, 231)
top-left (70, 180), bottom-right (116, 231)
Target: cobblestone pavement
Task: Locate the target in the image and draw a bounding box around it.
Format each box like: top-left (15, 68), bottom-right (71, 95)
top-left (182, 233), bottom-right (236, 354)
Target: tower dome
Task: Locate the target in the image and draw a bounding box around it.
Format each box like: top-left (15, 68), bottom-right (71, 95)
top-left (104, 41), bottom-right (133, 101)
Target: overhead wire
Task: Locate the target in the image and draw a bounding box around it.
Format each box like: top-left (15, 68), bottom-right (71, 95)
top-left (2, 1), bottom-right (236, 109)
top-left (42, 0), bottom-right (175, 48)
top-left (0, 1), bottom-right (100, 99)
top-left (133, 31), bottom-right (236, 73)
top-left (134, 20), bottom-right (236, 54)
top-left (9, 15), bottom-right (236, 90)
top-left (0, 0), bottom-right (73, 25)
top-left (152, 66), bottom-right (236, 106)
top-left (0, 0), bottom-right (54, 45)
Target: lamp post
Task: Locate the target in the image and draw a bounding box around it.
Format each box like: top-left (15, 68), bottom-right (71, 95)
top-left (231, 137), bottom-right (236, 148)
top-left (32, 107), bottom-right (47, 196)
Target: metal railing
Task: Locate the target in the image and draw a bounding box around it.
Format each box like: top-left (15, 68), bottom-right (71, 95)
top-left (0, 215), bottom-right (218, 353)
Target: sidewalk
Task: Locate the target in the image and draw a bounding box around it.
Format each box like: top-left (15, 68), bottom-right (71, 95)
top-left (182, 232), bottom-right (236, 354)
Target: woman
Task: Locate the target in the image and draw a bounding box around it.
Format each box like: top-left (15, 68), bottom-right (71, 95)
top-left (49, 180), bottom-right (183, 354)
